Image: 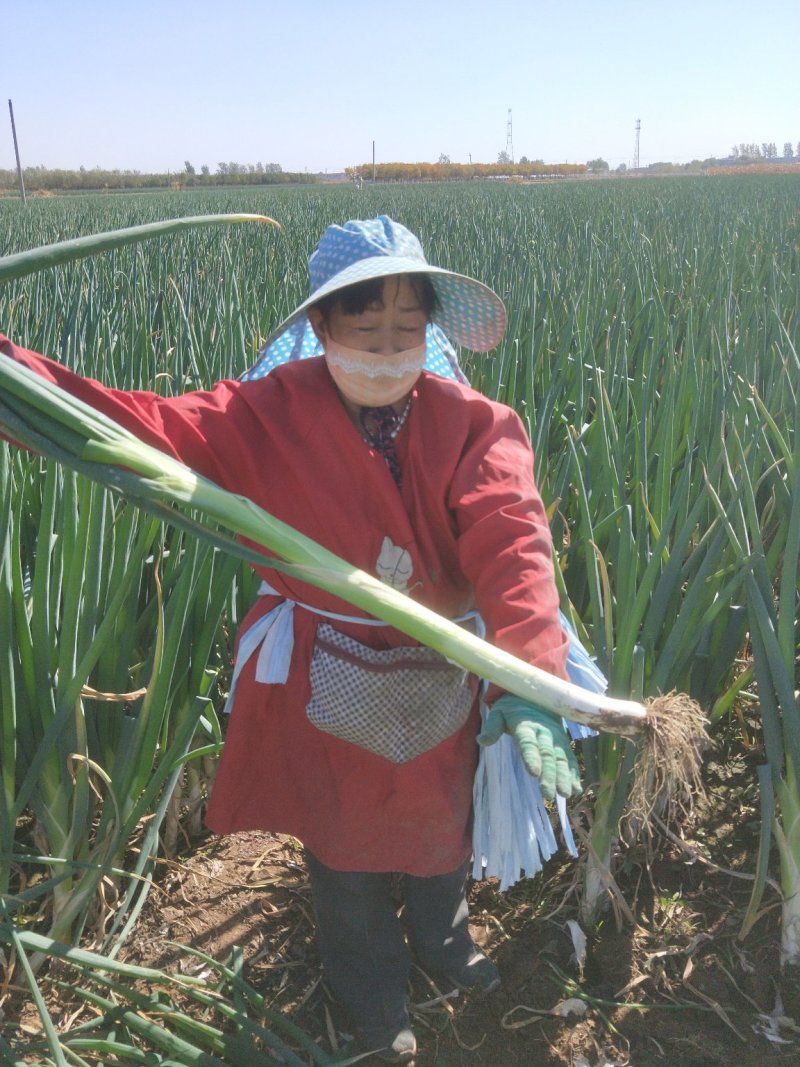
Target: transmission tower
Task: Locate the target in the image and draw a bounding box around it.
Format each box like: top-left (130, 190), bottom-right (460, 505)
top-left (506, 109), bottom-right (514, 163)
top-left (633, 118), bottom-right (641, 170)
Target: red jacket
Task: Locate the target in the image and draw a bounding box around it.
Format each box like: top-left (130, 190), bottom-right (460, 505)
top-left (1, 337), bottom-right (568, 875)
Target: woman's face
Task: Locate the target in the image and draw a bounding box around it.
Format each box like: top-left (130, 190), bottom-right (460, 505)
top-left (309, 275), bottom-right (429, 356)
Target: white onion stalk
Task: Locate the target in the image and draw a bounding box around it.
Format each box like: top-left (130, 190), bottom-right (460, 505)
top-left (0, 355), bottom-right (707, 812)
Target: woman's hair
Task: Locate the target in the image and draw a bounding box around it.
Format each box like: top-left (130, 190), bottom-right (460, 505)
top-left (313, 274), bottom-right (440, 320)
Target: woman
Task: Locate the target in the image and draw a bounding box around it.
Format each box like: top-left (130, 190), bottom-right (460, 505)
top-left (1, 215), bottom-right (581, 1064)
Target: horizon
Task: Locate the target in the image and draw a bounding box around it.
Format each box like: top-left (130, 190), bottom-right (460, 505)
top-left (4, 149), bottom-right (794, 179)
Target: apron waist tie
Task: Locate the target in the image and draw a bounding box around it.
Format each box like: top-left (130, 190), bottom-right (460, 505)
top-left (224, 579), bottom-right (480, 713)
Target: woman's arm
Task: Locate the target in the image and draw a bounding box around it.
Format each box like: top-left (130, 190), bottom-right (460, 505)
top-left (1, 334), bottom-right (255, 491)
top-left (449, 400), bottom-right (569, 690)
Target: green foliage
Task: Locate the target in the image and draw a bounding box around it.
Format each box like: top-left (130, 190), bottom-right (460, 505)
top-left (0, 164), bottom-right (316, 194)
top-left (0, 174), bottom-right (798, 1044)
top-left (2, 925), bottom-right (343, 1065)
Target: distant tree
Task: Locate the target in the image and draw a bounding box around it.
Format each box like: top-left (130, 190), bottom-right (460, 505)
top-left (616, 162), bottom-right (627, 173)
top-left (496, 150), bottom-right (511, 165)
top-left (266, 162), bottom-right (282, 173)
top-left (438, 153), bottom-right (451, 165)
top-left (730, 145), bottom-right (739, 159)
top-left (217, 162), bottom-right (229, 175)
top-left (184, 161), bottom-right (195, 175)
top-left (518, 155), bottom-right (529, 164)
top-left (0, 162), bottom-right (313, 193)
top-left (587, 157), bottom-right (609, 173)
top-left (784, 142), bottom-right (794, 160)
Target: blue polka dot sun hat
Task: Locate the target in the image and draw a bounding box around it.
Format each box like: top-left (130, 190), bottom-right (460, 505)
top-left (241, 215), bottom-right (507, 384)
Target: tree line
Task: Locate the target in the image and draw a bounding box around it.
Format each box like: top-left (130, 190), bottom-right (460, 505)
top-left (4, 145), bottom-right (797, 196)
top-left (731, 142), bottom-right (798, 161)
top-left (0, 162), bottom-right (315, 194)
top-left (345, 160), bottom-right (587, 182)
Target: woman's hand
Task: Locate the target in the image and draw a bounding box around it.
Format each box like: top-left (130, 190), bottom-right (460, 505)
top-left (477, 695), bottom-right (582, 800)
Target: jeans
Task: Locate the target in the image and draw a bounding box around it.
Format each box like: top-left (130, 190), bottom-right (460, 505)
top-left (305, 851), bottom-right (474, 1044)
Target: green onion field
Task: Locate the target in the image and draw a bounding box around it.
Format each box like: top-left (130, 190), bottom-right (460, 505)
top-left (1, 175), bottom-right (798, 1065)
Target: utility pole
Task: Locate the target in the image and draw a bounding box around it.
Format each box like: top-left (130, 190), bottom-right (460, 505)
top-left (506, 109), bottom-right (514, 164)
top-left (633, 118), bottom-right (641, 171)
top-left (8, 99), bottom-right (26, 206)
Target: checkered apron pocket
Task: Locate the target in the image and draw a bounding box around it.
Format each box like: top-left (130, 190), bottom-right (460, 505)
top-left (306, 624), bottom-right (476, 763)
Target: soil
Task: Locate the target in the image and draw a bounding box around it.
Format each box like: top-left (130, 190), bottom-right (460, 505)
top-left (4, 735), bottom-right (800, 1066)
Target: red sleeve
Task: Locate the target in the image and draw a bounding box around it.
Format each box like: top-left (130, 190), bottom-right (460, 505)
top-left (1, 334), bottom-right (251, 491)
top-left (448, 399), bottom-right (569, 694)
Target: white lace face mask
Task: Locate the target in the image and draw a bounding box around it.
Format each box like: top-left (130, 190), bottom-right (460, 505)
top-left (324, 340), bottom-right (427, 407)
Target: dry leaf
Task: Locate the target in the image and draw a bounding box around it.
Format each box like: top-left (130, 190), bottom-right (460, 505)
top-left (551, 997), bottom-right (588, 1018)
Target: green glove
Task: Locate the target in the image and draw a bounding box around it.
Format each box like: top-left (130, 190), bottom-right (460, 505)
top-left (477, 695), bottom-right (582, 801)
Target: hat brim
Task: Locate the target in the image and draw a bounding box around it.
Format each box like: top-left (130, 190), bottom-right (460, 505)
top-left (262, 256), bottom-right (506, 354)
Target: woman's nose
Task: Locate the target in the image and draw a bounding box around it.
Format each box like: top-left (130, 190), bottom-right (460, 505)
top-left (374, 331), bottom-right (408, 355)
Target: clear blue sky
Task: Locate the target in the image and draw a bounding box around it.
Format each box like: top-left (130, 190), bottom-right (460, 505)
top-left (3, 0), bottom-right (798, 173)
